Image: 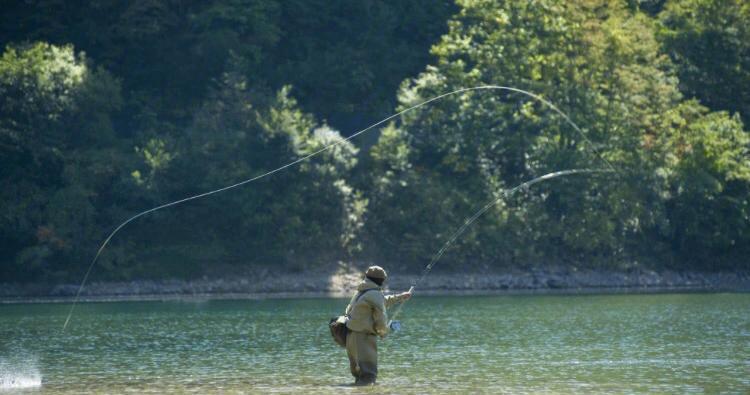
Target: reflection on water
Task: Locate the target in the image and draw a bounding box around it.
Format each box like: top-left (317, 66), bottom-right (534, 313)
top-left (0, 293), bottom-right (748, 394)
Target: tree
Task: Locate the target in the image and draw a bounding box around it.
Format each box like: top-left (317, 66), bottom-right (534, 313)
top-left (117, 71), bottom-right (367, 277)
top-left (660, 103), bottom-right (750, 266)
top-left (265, 0), bottom-right (456, 133)
top-left (658, 0), bottom-right (750, 125)
top-left (0, 42), bottom-right (125, 281)
top-left (365, 0), bottom-right (750, 270)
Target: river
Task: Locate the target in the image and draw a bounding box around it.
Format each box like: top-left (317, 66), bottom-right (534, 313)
top-left (1, 293), bottom-right (748, 394)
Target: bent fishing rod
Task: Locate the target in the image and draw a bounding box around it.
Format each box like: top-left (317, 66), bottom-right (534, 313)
top-left (63, 85), bottom-right (614, 330)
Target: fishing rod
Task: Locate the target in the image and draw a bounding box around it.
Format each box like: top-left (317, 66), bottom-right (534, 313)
top-left (63, 85), bottom-right (613, 330)
top-left (387, 168), bottom-right (614, 327)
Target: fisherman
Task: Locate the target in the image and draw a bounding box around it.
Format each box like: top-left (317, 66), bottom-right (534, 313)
top-left (345, 265), bottom-right (412, 385)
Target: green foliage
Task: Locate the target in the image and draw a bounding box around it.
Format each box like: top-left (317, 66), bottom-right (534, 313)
top-left (627, 0), bottom-right (668, 15)
top-left (0, 43), bottom-right (127, 281)
top-left (132, 138), bottom-right (176, 188)
top-left (0, 0), bottom-right (748, 283)
top-left (658, 0), bottom-right (750, 125)
top-left (130, 74), bottom-right (365, 273)
top-left (0, 43), bottom-right (85, 155)
top-left (0, 0), bottom-right (448, 282)
top-left (264, 0), bottom-right (456, 131)
top-left (366, 0), bottom-right (750, 270)
top-left (660, 103), bottom-right (750, 265)
top-left (0, 0), bottom-right (453, 135)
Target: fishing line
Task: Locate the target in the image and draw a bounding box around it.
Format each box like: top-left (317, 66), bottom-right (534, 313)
top-left (387, 168), bottom-right (613, 325)
top-left (62, 85), bottom-right (613, 330)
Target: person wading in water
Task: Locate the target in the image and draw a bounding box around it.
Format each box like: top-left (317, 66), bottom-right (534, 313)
top-left (345, 266), bottom-right (412, 385)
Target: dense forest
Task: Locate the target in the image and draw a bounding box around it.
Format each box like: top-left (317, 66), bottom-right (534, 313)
top-left (1, 0), bottom-right (748, 283)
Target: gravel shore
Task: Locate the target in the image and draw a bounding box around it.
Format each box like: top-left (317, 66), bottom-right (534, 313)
top-left (2, 268), bottom-right (748, 303)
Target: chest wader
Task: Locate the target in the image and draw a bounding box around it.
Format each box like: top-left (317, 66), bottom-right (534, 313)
top-left (344, 289), bottom-right (381, 385)
top-left (347, 330), bottom-right (378, 385)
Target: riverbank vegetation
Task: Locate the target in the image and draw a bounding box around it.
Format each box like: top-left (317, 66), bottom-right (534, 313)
top-left (1, 0), bottom-right (748, 283)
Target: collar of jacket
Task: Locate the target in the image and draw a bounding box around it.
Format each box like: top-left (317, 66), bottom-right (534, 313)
top-left (357, 277), bottom-right (382, 292)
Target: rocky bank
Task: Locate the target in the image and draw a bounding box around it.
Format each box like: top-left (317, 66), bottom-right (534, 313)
top-left (1, 268), bottom-right (748, 302)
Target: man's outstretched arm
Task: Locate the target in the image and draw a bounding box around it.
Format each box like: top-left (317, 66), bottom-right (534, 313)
top-left (384, 289), bottom-right (412, 308)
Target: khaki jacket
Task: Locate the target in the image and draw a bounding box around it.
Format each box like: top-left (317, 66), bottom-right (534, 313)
top-left (345, 278), bottom-right (407, 336)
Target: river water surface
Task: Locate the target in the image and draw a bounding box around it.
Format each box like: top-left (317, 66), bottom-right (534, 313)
top-left (1, 293), bottom-right (748, 394)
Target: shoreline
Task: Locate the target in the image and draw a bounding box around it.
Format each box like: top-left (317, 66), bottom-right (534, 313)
top-left (1, 286), bottom-right (746, 305)
top-left (2, 269), bottom-right (748, 304)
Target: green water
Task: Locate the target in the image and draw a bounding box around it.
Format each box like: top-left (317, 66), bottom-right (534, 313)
top-left (1, 293), bottom-right (748, 394)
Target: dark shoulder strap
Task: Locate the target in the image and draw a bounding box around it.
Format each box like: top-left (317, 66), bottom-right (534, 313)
top-left (345, 288), bottom-right (380, 316)
top-left (355, 288), bottom-right (378, 303)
